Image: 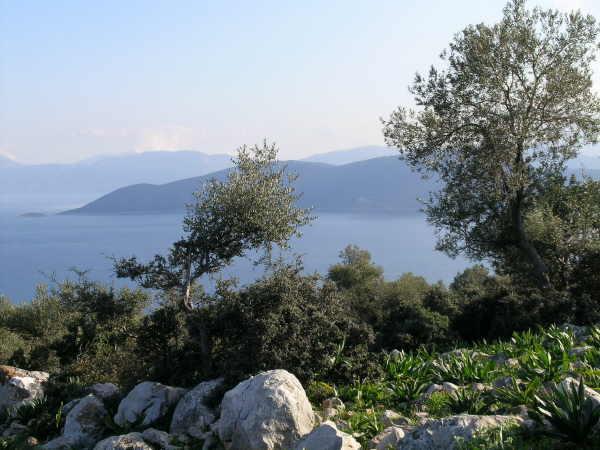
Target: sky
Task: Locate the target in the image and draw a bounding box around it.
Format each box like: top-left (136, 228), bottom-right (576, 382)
top-left (1, 0), bottom-right (599, 164)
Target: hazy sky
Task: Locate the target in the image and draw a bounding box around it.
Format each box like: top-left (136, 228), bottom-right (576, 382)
top-left (1, 0), bottom-right (599, 164)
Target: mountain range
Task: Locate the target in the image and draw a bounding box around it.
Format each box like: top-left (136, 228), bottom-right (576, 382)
top-left (62, 156), bottom-right (433, 215)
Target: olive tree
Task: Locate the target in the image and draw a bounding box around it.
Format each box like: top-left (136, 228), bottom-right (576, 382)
top-left (114, 141), bottom-right (313, 310)
top-left (382, 0), bottom-right (600, 287)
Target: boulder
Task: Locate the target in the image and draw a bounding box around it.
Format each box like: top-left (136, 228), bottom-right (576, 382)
top-left (294, 421), bottom-right (360, 450)
top-left (93, 433), bottom-right (152, 450)
top-left (424, 382), bottom-right (459, 396)
top-left (170, 378), bottom-right (223, 438)
top-left (396, 414), bottom-right (521, 449)
top-left (369, 426), bottom-right (406, 450)
top-left (216, 369), bottom-right (315, 450)
top-left (44, 395), bottom-right (108, 449)
top-left (0, 365), bottom-right (48, 413)
top-left (141, 428), bottom-right (174, 448)
top-left (87, 383), bottom-right (120, 400)
top-left (114, 381), bottom-right (187, 428)
top-left (380, 410), bottom-right (409, 428)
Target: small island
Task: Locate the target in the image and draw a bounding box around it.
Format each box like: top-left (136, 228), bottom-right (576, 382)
top-left (19, 212), bottom-right (46, 218)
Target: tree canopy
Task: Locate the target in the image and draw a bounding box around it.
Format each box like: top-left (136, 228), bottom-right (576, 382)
top-left (383, 0), bottom-right (600, 287)
top-left (114, 141), bottom-right (313, 309)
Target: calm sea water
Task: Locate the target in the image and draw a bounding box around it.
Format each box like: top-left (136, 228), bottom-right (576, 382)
top-left (0, 210), bottom-right (470, 302)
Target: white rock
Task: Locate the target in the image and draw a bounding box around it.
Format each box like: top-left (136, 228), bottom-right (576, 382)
top-left (216, 369), bottom-right (315, 450)
top-left (396, 414), bottom-right (521, 449)
top-left (63, 395), bottom-right (108, 444)
top-left (170, 378), bottom-right (223, 438)
top-left (294, 421), bottom-right (360, 450)
top-left (369, 426), bottom-right (406, 450)
top-left (88, 383), bottom-right (120, 400)
top-left (425, 382), bottom-right (459, 396)
top-left (141, 428), bottom-right (172, 448)
top-left (380, 410), bottom-right (408, 428)
top-left (44, 395), bottom-right (108, 449)
top-left (0, 365), bottom-right (49, 413)
top-left (93, 432), bottom-right (152, 450)
top-left (114, 381), bottom-right (187, 428)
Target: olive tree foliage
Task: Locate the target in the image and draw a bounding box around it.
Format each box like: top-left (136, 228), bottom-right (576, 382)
top-left (114, 141), bottom-right (313, 310)
top-left (382, 0), bottom-right (600, 287)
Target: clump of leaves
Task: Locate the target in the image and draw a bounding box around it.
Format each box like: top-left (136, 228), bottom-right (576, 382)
top-left (424, 391), bottom-right (451, 417)
top-left (530, 378), bottom-right (600, 445)
top-left (432, 352), bottom-right (497, 384)
top-left (306, 381), bottom-right (337, 404)
top-left (447, 388), bottom-right (492, 415)
top-left (519, 347), bottom-right (570, 382)
top-left (341, 408), bottom-right (385, 447)
top-left (455, 422), bottom-right (551, 450)
top-left (494, 378), bottom-right (541, 409)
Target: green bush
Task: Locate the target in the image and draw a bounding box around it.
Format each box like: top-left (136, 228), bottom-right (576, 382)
top-left (206, 264), bottom-right (374, 384)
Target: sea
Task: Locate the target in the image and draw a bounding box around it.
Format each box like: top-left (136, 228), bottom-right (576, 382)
top-left (0, 195), bottom-right (470, 302)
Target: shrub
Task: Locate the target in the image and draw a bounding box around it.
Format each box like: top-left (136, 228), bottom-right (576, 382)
top-left (206, 264), bottom-right (374, 384)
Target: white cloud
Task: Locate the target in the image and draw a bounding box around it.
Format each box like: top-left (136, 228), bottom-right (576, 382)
top-left (0, 149), bottom-right (17, 161)
top-left (135, 125), bottom-right (196, 152)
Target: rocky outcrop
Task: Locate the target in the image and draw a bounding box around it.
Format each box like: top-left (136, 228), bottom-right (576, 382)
top-left (216, 369), bottom-right (315, 450)
top-left (0, 365), bottom-right (48, 413)
top-left (93, 433), bottom-right (153, 450)
top-left (170, 378), bottom-right (223, 438)
top-left (395, 414), bottom-right (521, 449)
top-left (114, 381), bottom-right (187, 428)
top-left (369, 426), bottom-right (406, 450)
top-left (294, 421), bottom-right (360, 450)
top-left (44, 395), bottom-right (108, 449)
top-left (87, 383), bottom-right (120, 401)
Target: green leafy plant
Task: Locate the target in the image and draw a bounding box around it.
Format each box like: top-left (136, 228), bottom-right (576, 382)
top-left (432, 352), bottom-right (497, 384)
top-left (519, 347), bottom-right (570, 382)
top-left (447, 388), bottom-right (491, 415)
top-left (494, 378), bottom-right (541, 408)
top-left (530, 378), bottom-right (600, 444)
top-left (424, 391), bottom-right (451, 417)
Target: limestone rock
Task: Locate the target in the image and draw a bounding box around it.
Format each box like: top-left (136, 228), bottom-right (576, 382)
top-left (114, 381), bottom-right (187, 428)
top-left (93, 433), bottom-right (152, 450)
top-left (0, 365), bottom-right (48, 413)
top-left (170, 378), bottom-right (223, 439)
top-left (395, 414), bottom-right (521, 449)
top-left (380, 410), bottom-right (409, 428)
top-left (44, 395), bottom-right (108, 449)
top-left (87, 383), bottom-right (120, 400)
top-left (216, 369), bottom-right (315, 450)
top-left (369, 426), bottom-right (406, 450)
top-left (294, 421), bottom-right (360, 450)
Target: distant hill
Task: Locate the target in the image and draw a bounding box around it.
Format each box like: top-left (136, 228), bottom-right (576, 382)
top-left (63, 157), bottom-right (600, 216)
top-left (303, 146), bottom-right (395, 165)
top-left (0, 151), bottom-right (233, 199)
top-left (63, 157), bottom-right (435, 215)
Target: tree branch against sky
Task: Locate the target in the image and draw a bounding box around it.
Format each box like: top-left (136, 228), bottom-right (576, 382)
top-left (383, 0), bottom-right (600, 287)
